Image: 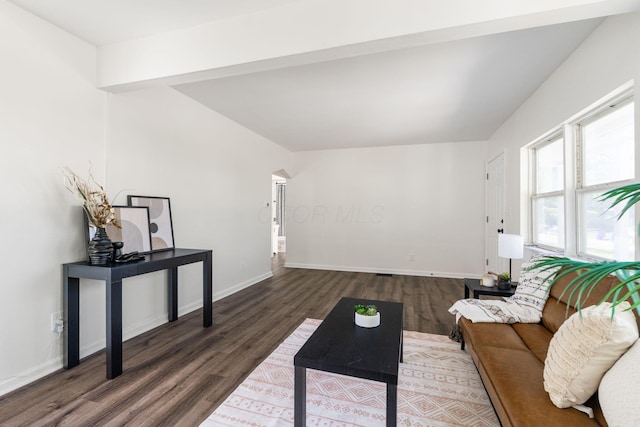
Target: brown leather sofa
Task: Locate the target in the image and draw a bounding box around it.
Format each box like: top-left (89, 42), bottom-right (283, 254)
top-left (459, 271), bottom-right (640, 427)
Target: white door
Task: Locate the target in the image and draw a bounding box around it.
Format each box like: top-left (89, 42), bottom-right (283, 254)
top-left (485, 153), bottom-right (506, 274)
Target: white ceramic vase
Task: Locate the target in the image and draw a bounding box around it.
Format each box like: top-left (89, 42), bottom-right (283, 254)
top-left (355, 312), bottom-right (381, 328)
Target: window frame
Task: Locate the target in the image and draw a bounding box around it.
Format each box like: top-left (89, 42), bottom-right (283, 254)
top-left (530, 134), bottom-right (565, 251)
top-left (574, 95), bottom-right (635, 260)
top-left (527, 87), bottom-right (635, 261)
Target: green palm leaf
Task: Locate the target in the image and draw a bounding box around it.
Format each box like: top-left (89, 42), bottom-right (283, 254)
top-left (529, 256), bottom-right (640, 315)
top-left (528, 183), bottom-right (640, 316)
top-left (599, 183), bottom-right (640, 220)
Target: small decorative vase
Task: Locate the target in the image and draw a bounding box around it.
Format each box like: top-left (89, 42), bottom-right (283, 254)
top-left (355, 312), bottom-right (381, 328)
top-left (113, 241), bottom-right (124, 259)
top-left (88, 227), bottom-right (113, 265)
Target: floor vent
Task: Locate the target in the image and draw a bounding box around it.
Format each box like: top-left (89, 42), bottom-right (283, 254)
top-left (376, 273), bottom-right (393, 277)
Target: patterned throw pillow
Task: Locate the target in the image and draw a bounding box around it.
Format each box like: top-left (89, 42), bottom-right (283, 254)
top-left (509, 255), bottom-right (559, 311)
top-left (544, 302), bottom-right (639, 408)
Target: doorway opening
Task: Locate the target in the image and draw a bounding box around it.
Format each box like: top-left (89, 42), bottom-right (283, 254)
top-left (272, 174), bottom-right (287, 256)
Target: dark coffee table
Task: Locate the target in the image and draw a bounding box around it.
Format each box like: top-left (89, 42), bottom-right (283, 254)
top-left (294, 297), bottom-right (404, 427)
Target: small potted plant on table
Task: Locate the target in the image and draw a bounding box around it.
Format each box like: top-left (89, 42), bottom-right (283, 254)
top-left (498, 272), bottom-right (512, 290)
top-left (354, 304), bottom-right (380, 328)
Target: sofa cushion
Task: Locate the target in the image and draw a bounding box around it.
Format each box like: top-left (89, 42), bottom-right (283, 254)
top-left (459, 318), bottom-right (529, 351)
top-left (510, 255), bottom-right (558, 311)
top-left (543, 302), bottom-right (639, 408)
top-left (548, 272), bottom-right (620, 307)
top-left (599, 337), bottom-right (640, 426)
top-left (512, 323), bottom-right (553, 363)
top-left (475, 346), bottom-right (601, 426)
top-left (542, 296), bottom-right (576, 335)
top-left (542, 272), bottom-right (626, 334)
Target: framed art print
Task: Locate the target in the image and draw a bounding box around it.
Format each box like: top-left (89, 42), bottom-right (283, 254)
top-left (127, 195), bottom-right (175, 251)
top-left (86, 206), bottom-right (153, 253)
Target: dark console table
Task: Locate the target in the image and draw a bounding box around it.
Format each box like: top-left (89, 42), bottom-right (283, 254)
top-left (63, 248), bottom-right (213, 379)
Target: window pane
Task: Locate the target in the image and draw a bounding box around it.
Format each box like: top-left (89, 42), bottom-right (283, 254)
top-left (533, 196), bottom-right (565, 248)
top-left (579, 190), bottom-right (635, 260)
top-left (535, 138), bottom-right (564, 193)
top-left (583, 102), bottom-right (634, 187)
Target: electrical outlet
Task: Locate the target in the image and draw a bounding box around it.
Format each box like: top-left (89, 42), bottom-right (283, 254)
top-left (51, 311), bottom-right (63, 333)
top-left (409, 253), bottom-right (415, 262)
top-left (53, 320), bottom-right (64, 334)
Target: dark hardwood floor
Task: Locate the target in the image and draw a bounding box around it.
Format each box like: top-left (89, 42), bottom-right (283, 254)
top-left (0, 255), bottom-right (463, 426)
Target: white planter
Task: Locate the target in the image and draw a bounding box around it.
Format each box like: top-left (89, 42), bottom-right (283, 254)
top-left (481, 276), bottom-right (495, 287)
top-left (355, 312), bottom-right (381, 328)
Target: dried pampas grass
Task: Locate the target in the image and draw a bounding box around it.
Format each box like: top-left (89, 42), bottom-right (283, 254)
top-left (62, 166), bottom-right (121, 229)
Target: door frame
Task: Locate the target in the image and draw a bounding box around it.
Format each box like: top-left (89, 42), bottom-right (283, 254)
top-left (485, 151), bottom-right (507, 275)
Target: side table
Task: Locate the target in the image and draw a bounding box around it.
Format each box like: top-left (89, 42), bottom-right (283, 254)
top-left (464, 278), bottom-right (517, 299)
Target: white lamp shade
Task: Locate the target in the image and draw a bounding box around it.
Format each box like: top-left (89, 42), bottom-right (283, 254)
top-left (498, 234), bottom-right (524, 259)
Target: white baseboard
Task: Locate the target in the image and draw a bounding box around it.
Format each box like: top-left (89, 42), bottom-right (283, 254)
top-left (0, 271), bottom-right (273, 398)
top-left (284, 262), bottom-right (480, 280)
top-left (213, 271), bottom-right (273, 301)
top-left (0, 353), bottom-right (63, 398)
top-left (77, 271), bottom-right (273, 361)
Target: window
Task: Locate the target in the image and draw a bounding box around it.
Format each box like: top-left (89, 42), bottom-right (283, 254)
top-left (529, 90), bottom-right (635, 260)
top-left (577, 100), bottom-right (635, 260)
top-left (532, 137), bottom-right (564, 249)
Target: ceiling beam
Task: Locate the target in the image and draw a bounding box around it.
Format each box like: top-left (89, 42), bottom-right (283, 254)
top-left (98, 0), bottom-right (640, 92)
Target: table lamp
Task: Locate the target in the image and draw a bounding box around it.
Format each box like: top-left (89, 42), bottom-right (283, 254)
top-left (498, 234), bottom-right (524, 281)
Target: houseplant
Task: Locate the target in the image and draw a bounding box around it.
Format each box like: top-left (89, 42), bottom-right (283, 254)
top-left (498, 272), bottom-right (511, 290)
top-left (354, 304), bottom-right (380, 328)
top-left (62, 166), bottom-right (120, 265)
top-left (531, 183), bottom-right (640, 314)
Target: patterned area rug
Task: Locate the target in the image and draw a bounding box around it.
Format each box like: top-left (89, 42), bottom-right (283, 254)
top-left (201, 319), bottom-right (498, 426)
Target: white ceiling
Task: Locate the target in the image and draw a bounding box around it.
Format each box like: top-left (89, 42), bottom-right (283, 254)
top-left (9, 0), bottom-right (302, 45)
top-left (175, 20), bottom-right (601, 151)
top-left (8, 1), bottom-right (611, 151)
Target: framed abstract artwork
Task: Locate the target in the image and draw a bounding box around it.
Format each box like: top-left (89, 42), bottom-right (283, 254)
top-left (127, 195), bottom-right (175, 251)
top-left (86, 206), bottom-right (153, 254)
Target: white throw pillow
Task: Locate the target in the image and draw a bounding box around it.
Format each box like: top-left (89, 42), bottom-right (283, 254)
top-left (543, 302), bottom-right (638, 408)
top-left (599, 337), bottom-right (640, 426)
top-left (510, 255), bottom-right (558, 311)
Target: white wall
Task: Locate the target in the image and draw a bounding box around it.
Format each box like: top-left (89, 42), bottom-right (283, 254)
top-left (487, 12), bottom-right (640, 268)
top-left (287, 141), bottom-right (487, 278)
top-left (0, 0), bottom-right (106, 395)
top-left (107, 86), bottom-right (293, 314)
top-left (0, 1), bottom-right (292, 396)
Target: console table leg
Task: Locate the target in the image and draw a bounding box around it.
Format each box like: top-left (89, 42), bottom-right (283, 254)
top-left (64, 272), bottom-right (80, 369)
top-left (168, 267), bottom-right (178, 322)
top-left (203, 254), bottom-right (212, 327)
top-left (106, 279), bottom-right (123, 379)
top-left (294, 366), bottom-right (306, 427)
top-left (387, 382), bottom-right (398, 427)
